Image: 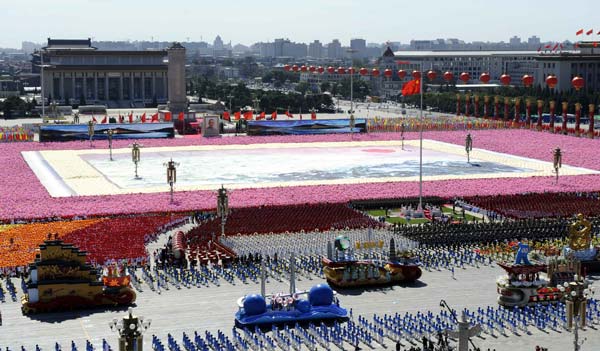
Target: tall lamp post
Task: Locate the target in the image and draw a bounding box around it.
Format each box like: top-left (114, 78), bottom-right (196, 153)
top-left (553, 147), bottom-right (562, 184)
top-left (109, 307), bottom-right (151, 351)
top-left (164, 159), bottom-right (179, 204)
top-left (87, 120), bottom-right (95, 147)
top-left (217, 185), bottom-right (229, 237)
top-left (558, 274), bottom-right (594, 351)
top-left (105, 129), bottom-right (115, 161)
top-left (465, 133), bottom-right (473, 164)
top-left (346, 49), bottom-right (357, 137)
top-left (131, 142), bottom-right (142, 179)
top-left (227, 94), bottom-right (234, 112)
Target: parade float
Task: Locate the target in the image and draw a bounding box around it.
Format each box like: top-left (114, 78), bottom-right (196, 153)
top-left (235, 254), bottom-right (348, 328)
top-left (321, 236), bottom-right (421, 288)
top-left (21, 238), bottom-right (136, 314)
top-left (496, 214), bottom-right (597, 307)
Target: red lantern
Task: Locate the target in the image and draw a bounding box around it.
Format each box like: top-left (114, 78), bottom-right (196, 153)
top-left (397, 70), bottom-right (407, 79)
top-left (292, 65), bottom-right (299, 72)
top-left (412, 70), bottom-right (421, 80)
top-left (327, 66), bottom-right (335, 74)
top-left (545, 75), bottom-right (558, 89)
top-left (309, 66), bottom-right (316, 73)
top-left (371, 68), bottom-right (380, 77)
top-left (426, 70), bottom-right (436, 81)
top-left (317, 66), bottom-right (324, 74)
top-left (479, 72), bottom-right (491, 84)
top-left (459, 72), bottom-right (470, 84)
top-left (522, 74), bottom-right (534, 87)
top-left (384, 68), bottom-right (393, 78)
top-left (300, 65), bottom-right (308, 72)
top-left (347, 67), bottom-right (355, 74)
top-left (443, 71), bottom-right (454, 82)
top-left (571, 76), bottom-right (584, 91)
top-left (283, 64), bottom-right (291, 72)
top-left (359, 67), bottom-right (368, 76)
top-left (337, 67), bottom-right (346, 74)
top-left (500, 74), bottom-right (511, 86)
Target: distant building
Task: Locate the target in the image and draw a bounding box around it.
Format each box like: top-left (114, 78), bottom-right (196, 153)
top-left (0, 79), bottom-right (21, 98)
top-left (34, 38), bottom-right (185, 108)
top-left (327, 39), bottom-right (342, 59)
top-left (534, 42), bottom-right (600, 92)
top-left (350, 39), bottom-right (367, 59)
top-left (308, 40), bottom-right (323, 59)
top-left (509, 36), bottom-right (521, 46)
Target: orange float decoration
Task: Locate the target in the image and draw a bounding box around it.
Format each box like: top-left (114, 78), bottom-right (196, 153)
top-left (479, 72), bottom-right (491, 84)
top-left (443, 71), bottom-right (454, 82)
top-left (500, 74), bottom-right (512, 86)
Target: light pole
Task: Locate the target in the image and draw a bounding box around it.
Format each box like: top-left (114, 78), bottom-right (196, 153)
top-left (217, 185), bottom-right (229, 237)
top-left (164, 159), bottom-right (179, 204)
top-left (131, 142), bottom-right (142, 179)
top-left (558, 274), bottom-right (594, 351)
top-left (400, 123), bottom-right (405, 150)
top-left (87, 120), bottom-right (95, 147)
top-left (252, 98), bottom-right (260, 119)
top-left (553, 147), bottom-right (562, 184)
top-left (109, 307), bottom-right (151, 351)
top-left (465, 133), bottom-right (473, 164)
top-left (105, 129), bottom-right (115, 161)
top-left (227, 94), bottom-right (234, 112)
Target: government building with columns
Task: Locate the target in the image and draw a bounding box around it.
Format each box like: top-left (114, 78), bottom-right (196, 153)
top-left (33, 38), bottom-right (185, 108)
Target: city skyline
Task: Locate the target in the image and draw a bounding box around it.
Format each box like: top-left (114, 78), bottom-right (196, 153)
top-left (1, 0), bottom-right (598, 49)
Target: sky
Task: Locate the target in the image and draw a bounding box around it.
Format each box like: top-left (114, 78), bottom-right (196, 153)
top-left (1, 0), bottom-right (598, 48)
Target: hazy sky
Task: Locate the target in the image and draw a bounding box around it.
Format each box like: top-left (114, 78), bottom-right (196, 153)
top-left (1, 0), bottom-right (597, 48)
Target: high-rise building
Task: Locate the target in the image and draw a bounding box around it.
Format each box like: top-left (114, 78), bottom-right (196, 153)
top-left (213, 35), bottom-right (224, 50)
top-left (308, 40), bottom-right (323, 59)
top-left (509, 36), bottom-right (521, 46)
top-left (528, 36), bottom-right (541, 46)
top-left (327, 39), bottom-right (342, 59)
top-left (350, 38), bottom-right (367, 59)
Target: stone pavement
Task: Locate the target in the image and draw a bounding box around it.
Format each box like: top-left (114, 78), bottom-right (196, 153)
top-left (0, 264), bottom-right (598, 350)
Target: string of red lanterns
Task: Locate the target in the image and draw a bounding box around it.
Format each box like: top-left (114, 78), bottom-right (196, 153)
top-left (283, 64), bottom-right (579, 91)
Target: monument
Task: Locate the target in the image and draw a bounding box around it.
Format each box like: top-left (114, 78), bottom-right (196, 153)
top-left (166, 42), bottom-right (187, 114)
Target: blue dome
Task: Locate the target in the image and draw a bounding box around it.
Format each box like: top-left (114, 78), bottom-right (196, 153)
top-left (243, 294), bottom-right (267, 316)
top-left (295, 299), bottom-right (311, 313)
top-left (308, 284), bottom-right (334, 306)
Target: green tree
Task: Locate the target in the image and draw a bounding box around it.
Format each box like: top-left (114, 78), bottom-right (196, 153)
top-left (320, 81), bottom-right (331, 92)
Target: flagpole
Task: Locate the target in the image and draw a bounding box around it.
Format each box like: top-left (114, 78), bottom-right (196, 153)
top-left (418, 62), bottom-right (423, 211)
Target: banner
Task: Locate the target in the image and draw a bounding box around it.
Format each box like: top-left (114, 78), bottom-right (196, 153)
top-left (40, 123), bottom-right (174, 142)
top-left (247, 119), bottom-right (366, 136)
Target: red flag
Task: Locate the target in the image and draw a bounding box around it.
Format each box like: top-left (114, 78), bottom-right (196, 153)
top-left (586, 29), bottom-right (594, 35)
top-left (552, 43), bottom-right (559, 51)
top-left (576, 29), bottom-right (584, 35)
top-left (537, 46), bottom-right (542, 52)
top-left (401, 79), bottom-right (420, 96)
top-left (271, 111), bottom-right (277, 120)
top-left (101, 115), bottom-right (107, 124)
top-left (594, 42), bottom-right (599, 48)
top-left (258, 112), bottom-right (266, 120)
top-left (311, 111), bottom-right (317, 120)
top-left (299, 114), bottom-right (303, 120)
top-left (164, 112), bottom-right (172, 122)
top-left (223, 111), bottom-right (230, 121)
top-left (141, 112), bottom-right (146, 123)
top-left (234, 111), bottom-right (241, 120)
top-left (178, 112), bottom-right (185, 121)
top-left (92, 115), bottom-right (97, 123)
top-left (243, 111), bottom-right (253, 120)
top-left (544, 44), bottom-right (552, 49)
top-left (151, 113), bottom-right (159, 122)
top-left (285, 110), bottom-right (293, 118)
top-left (128, 112), bottom-right (133, 123)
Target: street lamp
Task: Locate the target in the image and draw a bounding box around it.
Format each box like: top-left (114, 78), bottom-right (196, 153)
top-left (400, 123), bottom-right (405, 150)
top-left (558, 275), bottom-right (594, 351)
top-left (105, 129), bottom-right (115, 161)
top-left (87, 120), bottom-right (95, 147)
top-left (227, 94), bottom-right (234, 112)
top-left (252, 98), bottom-right (260, 118)
top-left (164, 159), bottom-right (179, 204)
top-left (217, 185), bottom-right (229, 237)
top-left (130, 142), bottom-right (142, 179)
top-left (109, 307), bottom-right (151, 351)
top-left (37, 51), bottom-right (55, 119)
top-left (553, 146), bottom-right (562, 184)
top-left (465, 133), bottom-right (473, 164)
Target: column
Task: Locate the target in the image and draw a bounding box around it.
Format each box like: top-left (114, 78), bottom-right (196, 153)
top-left (129, 73), bottom-right (134, 102)
top-left (119, 74), bottom-right (124, 101)
top-left (60, 75), bottom-right (64, 103)
top-left (104, 76), bottom-right (109, 102)
top-left (163, 72), bottom-right (167, 101)
top-left (152, 75), bottom-right (156, 101)
top-left (94, 75), bottom-right (98, 101)
top-left (82, 75), bottom-right (87, 103)
top-left (141, 73), bottom-right (146, 102)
